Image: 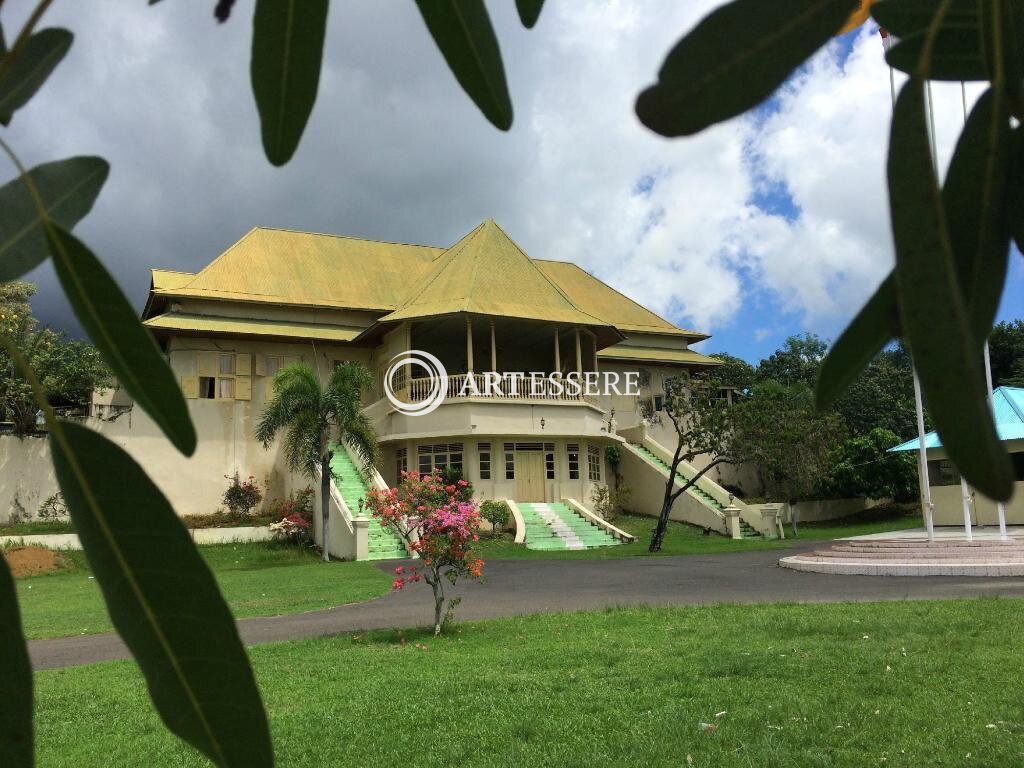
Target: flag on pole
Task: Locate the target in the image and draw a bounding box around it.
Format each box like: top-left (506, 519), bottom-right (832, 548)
top-left (836, 0), bottom-right (877, 36)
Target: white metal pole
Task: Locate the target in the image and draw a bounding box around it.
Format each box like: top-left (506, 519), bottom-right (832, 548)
top-left (913, 371), bottom-right (935, 540)
top-left (889, 32), bottom-right (936, 541)
top-left (960, 477), bottom-right (974, 541)
top-left (983, 341), bottom-right (1009, 539)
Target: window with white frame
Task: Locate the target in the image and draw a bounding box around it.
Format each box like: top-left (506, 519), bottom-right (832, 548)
top-left (505, 450), bottom-right (515, 479)
top-left (478, 443), bottom-right (491, 480)
top-left (566, 443), bottom-right (580, 480)
top-left (417, 443), bottom-right (463, 474)
top-left (545, 448), bottom-right (555, 480)
top-left (587, 444), bottom-right (601, 481)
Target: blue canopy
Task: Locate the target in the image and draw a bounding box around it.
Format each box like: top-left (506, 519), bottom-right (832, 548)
top-left (890, 386), bottom-right (1024, 452)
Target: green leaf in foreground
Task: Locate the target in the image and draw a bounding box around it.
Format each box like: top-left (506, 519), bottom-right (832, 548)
top-left (0, 28), bottom-right (72, 126)
top-left (0, 156), bottom-right (108, 281)
top-left (873, 0), bottom-right (985, 80)
top-left (941, 88), bottom-right (1011, 342)
top-left (414, 0), bottom-right (513, 131)
top-left (250, 0), bottom-right (329, 166)
top-left (516, 0), bottom-right (545, 29)
top-left (888, 78), bottom-right (1012, 500)
top-left (815, 273), bottom-right (897, 411)
top-left (1009, 126), bottom-right (1024, 251)
top-left (51, 422), bottom-right (272, 768)
top-left (635, 0), bottom-right (858, 137)
top-left (0, 556), bottom-right (32, 768)
top-left (45, 225), bottom-right (196, 456)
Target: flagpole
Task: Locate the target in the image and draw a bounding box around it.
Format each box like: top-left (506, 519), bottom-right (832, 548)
top-left (883, 27), bottom-right (935, 540)
top-left (983, 341), bottom-right (1009, 538)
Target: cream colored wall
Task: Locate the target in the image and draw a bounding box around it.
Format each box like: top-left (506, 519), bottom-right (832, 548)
top-left (382, 435), bottom-right (608, 504)
top-left (0, 435), bottom-right (59, 523)
top-left (929, 483), bottom-right (1024, 526)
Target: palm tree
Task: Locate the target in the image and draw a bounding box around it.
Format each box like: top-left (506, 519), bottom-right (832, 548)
top-left (256, 361), bottom-right (379, 561)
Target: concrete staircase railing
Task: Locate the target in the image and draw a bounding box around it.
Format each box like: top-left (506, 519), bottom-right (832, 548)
top-left (563, 499), bottom-right (636, 543)
top-left (631, 434), bottom-right (779, 538)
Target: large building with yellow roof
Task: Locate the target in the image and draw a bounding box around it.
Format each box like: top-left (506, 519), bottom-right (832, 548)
top-left (81, 220), bottom-right (779, 558)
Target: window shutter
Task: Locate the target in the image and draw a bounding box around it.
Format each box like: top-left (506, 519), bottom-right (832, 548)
top-left (235, 353), bottom-right (252, 376)
top-left (181, 376), bottom-right (199, 399)
top-left (254, 354), bottom-right (266, 377)
top-left (197, 351), bottom-right (218, 377)
top-left (235, 377), bottom-right (252, 401)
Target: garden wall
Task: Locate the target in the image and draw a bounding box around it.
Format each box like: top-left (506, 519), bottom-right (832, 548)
top-left (780, 497), bottom-right (890, 524)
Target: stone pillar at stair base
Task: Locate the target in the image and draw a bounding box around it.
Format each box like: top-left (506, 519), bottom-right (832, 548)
top-left (353, 517), bottom-right (370, 560)
top-left (759, 504), bottom-right (783, 539)
top-left (723, 505), bottom-right (742, 540)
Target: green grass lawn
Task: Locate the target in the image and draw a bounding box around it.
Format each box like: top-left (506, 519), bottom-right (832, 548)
top-left (34, 598), bottom-right (1024, 767)
top-left (14, 542), bottom-right (391, 640)
top-left (473, 504), bottom-right (922, 560)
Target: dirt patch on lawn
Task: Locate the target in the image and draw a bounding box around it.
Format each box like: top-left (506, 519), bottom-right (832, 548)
top-left (2, 546), bottom-right (71, 578)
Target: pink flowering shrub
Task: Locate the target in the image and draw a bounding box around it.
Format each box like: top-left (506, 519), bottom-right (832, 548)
top-left (268, 487), bottom-right (314, 546)
top-left (365, 469), bottom-right (484, 634)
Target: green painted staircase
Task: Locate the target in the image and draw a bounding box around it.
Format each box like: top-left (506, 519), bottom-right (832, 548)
top-left (630, 443), bottom-right (759, 538)
top-left (518, 502), bottom-right (621, 550)
top-left (329, 446), bottom-right (407, 560)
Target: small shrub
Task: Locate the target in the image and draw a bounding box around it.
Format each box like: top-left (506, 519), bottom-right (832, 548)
top-left (267, 487), bottom-right (314, 546)
top-left (36, 492), bottom-right (69, 521)
top-left (440, 465), bottom-right (474, 501)
top-left (222, 472), bottom-right (263, 518)
top-left (591, 483), bottom-right (632, 522)
top-left (480, 500), bottom-right (511, 536)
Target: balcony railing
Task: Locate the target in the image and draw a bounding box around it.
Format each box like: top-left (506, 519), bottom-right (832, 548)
top-left (400, 372), bottom-right (591, 404)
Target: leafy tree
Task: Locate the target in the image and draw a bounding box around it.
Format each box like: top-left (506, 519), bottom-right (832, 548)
top-left (821, 427), bottom-right (919, 502)
top-left (832, 346), bottom-right (920, 439)
top-left (731, 381), bottom-right (846, 511)
top-left (0, 281), bottom-right (110, 433)
top-left (756, 333), bottom-right (827, 389)
top-left (988, 320), bottom-right (1024, 387)
top-left (649, 372), bottom-right (741, 552)
top-left (256, 362), bottom-right (379, 562)
top-left (708, 352), bottom-right (756, 392)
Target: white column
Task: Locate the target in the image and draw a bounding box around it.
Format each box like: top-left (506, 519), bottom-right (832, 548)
top-left (592, 335), bottom-right (599, 373)
top-left (466, 316), bottom-right (474, 374)
top-left (960, 477), bottom-right (974, 541)
top-left (575, 328), bottom-right (582, 375)
top-left (554, 328), bottom-right (561, 374)
top-left (490, 319), bottom-right (497, 372)
top-left (913, 370), bottom-right (935, 541)
top-left (983, 342), bottom-right (1009, 539)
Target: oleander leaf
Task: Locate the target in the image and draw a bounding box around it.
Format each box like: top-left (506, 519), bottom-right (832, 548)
top-left (635, 0), bottom-right (858, 137)
top-left (815, 273), bottom-right (898, 410)
top-left (941, 87), bottom-right (1011, 342)
top-left (0, 156), bottom-right (108, 280)
top-left (0, 556), bottom-right (32, 768)
top-left (875, 0), bottom-right (986, 80)
top-left (250, 0), bottom-right (329, 166)
top-left (516, 0), bottom-right (545, 29)
top-left (414, 0), bottom-right (513, 130)
top-left (888, 78), bottom-right (1012, 500)
top-left (45, 225), bottom-right (197, 456)
top-left (1009, 126), bottom-right (1024, 251)
top-left (0, 28), bottom-right (72, 126)
top-left (51, 422), bottom-right (272, 768)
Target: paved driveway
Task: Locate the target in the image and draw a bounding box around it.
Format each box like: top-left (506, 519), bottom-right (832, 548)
top-left (29, 544), bottom-right (1024, 670)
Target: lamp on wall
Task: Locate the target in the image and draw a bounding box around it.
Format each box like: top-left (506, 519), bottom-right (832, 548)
top-left (539, 417), bottom-right (546, 430)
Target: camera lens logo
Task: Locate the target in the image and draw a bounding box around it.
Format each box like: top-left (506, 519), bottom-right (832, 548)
top-left (383, 350), bottom-right (448, 416)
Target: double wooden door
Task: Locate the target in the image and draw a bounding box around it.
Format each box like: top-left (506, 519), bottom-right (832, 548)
top-left (515, 452), bottom-right (546, 502)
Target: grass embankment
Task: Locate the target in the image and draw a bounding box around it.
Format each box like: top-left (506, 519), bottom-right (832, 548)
top-left (35, 598), bottom-right (1024, 767)
top-left (13, 542), bottom-right (391, 640)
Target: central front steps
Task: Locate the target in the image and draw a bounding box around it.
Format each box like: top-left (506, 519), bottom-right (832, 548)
top-left (518, 502), bottom-right (621, 550)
